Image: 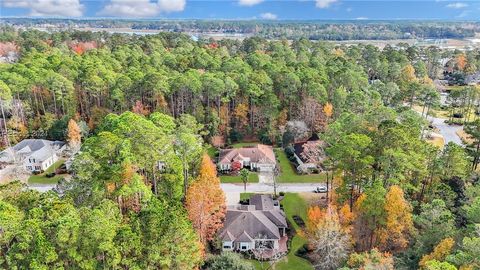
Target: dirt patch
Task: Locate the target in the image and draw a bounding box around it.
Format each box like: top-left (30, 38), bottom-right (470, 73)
top-left (298, 192), bottom-right (326, 206)
top-left (457, 129), bottom-right (473, 144)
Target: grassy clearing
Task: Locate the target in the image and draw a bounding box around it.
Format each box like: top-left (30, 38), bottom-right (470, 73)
top-left (28, 160), bottom-right (66, 185)
top-left (220, 173), bottom-right (259, 183)
top-left (275, 149), bottom-right (325, 183)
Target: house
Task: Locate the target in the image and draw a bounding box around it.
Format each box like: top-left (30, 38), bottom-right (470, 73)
top-left (0, 139), bottom-right (66, 172)
top-left (219, 194), bottom-right (288, 260)
top-left (293, 135), bottom-right (325, 173)
top-left (217, 144), bottom-right (276, 172)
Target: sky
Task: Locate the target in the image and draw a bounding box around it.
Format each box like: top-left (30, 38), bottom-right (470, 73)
top-left (0, 0), bottom-right (480, 21)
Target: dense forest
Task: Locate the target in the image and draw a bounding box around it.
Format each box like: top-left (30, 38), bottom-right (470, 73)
top-left (2, 19), bottom-right (479, 40)
top-left (1, 27), bottom-right (480, 269)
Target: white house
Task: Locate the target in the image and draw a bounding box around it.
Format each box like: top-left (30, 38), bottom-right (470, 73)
top-left (0, 139), bottom-right (66, 172)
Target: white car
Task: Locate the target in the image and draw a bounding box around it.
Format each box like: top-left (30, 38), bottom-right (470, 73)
top-left (314, 186), bottom-right (327, 193)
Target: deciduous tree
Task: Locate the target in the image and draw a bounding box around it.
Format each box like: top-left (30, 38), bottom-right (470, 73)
top-left (185, 154), bottom-right (226, 246)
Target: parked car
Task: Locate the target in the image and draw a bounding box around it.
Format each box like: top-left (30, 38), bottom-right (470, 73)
top-left (314, 186), bottom-right (327, 193)
top-left (46, 172), bottom-right (56, 178)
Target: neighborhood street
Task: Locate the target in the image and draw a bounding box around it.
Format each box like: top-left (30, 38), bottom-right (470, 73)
top-left (221, 182), bottom-right (327, 205)
top-left (221, 182), bottom-right (326, 193)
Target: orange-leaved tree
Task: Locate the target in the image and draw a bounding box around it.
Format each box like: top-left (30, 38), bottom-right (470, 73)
top-left (67, 119), bottom-right (81, 149)
top-left (185, 154), bottom-right (226, 246)
top-left (378, 185), bottom-right (414, 253)
top-left (307, 205), bottom-right (324, 232)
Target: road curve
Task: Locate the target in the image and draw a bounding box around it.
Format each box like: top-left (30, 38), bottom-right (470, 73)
top-left (426, 115), bottom-right (463, 145)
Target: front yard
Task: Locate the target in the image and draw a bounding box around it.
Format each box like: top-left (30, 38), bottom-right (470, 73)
top-left (274, 149), bottom-right (325, 183)
top-left (220, 173), bottom-right (259, 183)
top-left (28, 160), bottom-right (67, 185)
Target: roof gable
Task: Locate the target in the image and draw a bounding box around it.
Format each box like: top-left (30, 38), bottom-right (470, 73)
top-left (218, 144), bottom-right (276, 165)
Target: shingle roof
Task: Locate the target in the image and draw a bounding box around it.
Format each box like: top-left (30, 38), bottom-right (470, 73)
top-left (219, 195), bottom-right (287, 242)
top-left (218, 144), bottom-right (276, 165)
top-left (250, 194), bottom-right (275, 211)
top-left (0, 139), bottom-right (65, 163)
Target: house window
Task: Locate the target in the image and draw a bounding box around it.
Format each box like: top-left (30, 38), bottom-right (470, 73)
top-left (223, 244), bottom-right (232, 249)
top-left (240, 243), bottom-right (249, 250)
top-left (35, 166), bottom-right (41, 170)
top-left (26, 166), bottom-right (32, 170)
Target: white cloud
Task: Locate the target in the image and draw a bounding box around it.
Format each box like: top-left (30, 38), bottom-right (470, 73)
top-left (260, 12), bottom-right (277, 20)
top-left (316, 0), bottom-right (338, 9)
top-left (99, 0), bottom-right (186, 17)
top-left (239, 0), bottom-right (263, 7)
top-left (446, 2), bottom-right (468, 9)
top-left (2, 0), bottom-right (84, 17)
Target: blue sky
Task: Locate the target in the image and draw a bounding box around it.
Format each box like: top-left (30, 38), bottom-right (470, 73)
top-left (1, 0), bottom-right (479, 20)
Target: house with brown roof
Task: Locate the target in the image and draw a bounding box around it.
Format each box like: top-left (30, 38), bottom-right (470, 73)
top-left (293, 134), bottom-right (325, 173)
top-left (217, 144), bottom-right (276, 172)
top-left (219, 194), bottom-right (288, 260)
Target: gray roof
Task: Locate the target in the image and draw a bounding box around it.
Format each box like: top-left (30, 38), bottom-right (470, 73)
top-left (250, 194), bottom-right (275, 211)
top-left (219, 194), bottom-right (287, 243)
top-left (0, 139), bottom-right (65, 162)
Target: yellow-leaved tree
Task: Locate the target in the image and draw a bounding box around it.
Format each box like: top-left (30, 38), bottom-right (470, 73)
top-left (419, 238), bottom-right (455, 269)
top-left (378, 185), bottom-right (414, 253)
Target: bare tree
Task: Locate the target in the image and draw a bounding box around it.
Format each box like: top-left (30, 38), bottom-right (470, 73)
top-left (309, 207), bottom-right (351, 270)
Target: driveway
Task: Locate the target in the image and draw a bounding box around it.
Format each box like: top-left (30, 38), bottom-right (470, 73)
top-left (426, 115), bottom-right (463, 145)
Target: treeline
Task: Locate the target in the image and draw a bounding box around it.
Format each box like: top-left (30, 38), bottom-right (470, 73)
top-left (2, 19), bottom-right (479, 40)
top-left (1, 29), bottom-right (479, 147)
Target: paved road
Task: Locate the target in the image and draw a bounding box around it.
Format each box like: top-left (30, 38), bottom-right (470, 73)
top-left (221, 182), bottom-right (326, 193)
top-left (426, 115), bottom-right (463, 145)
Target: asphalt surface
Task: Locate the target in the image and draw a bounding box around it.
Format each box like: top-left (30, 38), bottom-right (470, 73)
top-left (221, 182), bottom-right (326, 193)
top-left (427, 115), bottom-right (463, 145)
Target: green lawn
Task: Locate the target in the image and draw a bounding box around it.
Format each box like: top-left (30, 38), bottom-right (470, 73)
top-left (240, 192), bottom-right (253, 200)
top-left (275, 149), bottom-right (325, 183)
top-left (206, 144), bottom-right (218, 159)
top-left (220, 173), bottom-right (259, 183)
top-left (28, 160), bottom-right (66, 185)
top-left (231, 142), bottom-right (259, 148)
top-left (276, 193), bottom-right (313, 270)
